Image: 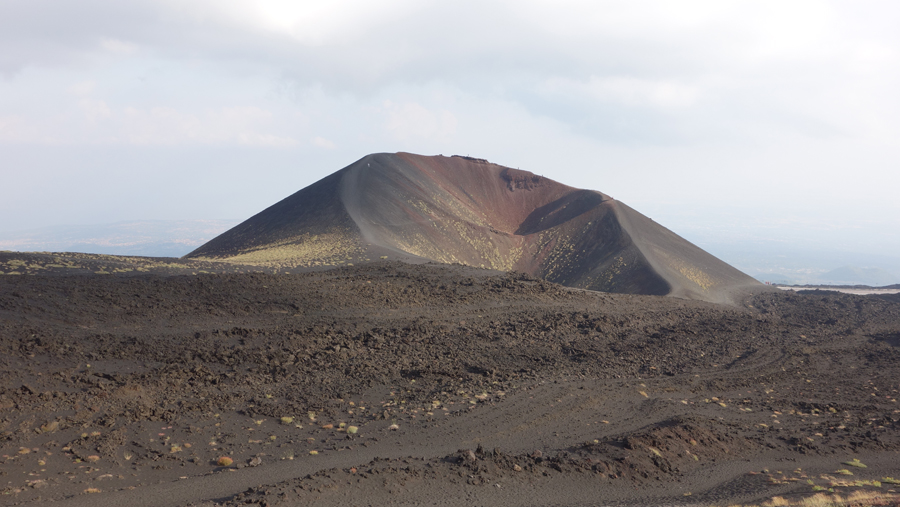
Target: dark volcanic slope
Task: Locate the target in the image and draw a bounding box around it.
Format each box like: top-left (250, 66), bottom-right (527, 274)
top-left (188, 153), bottom-right (759, 303)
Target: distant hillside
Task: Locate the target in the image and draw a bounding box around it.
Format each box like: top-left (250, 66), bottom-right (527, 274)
top-left (188, 152), bottom-right (761, 303)
top-left (0, 220), bottom-right (239, 258)
top-left (817, 266), bottom-right (900, 287)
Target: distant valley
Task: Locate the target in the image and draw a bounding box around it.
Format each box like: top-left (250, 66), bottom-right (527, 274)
top-left (0, 219), bottom-right (239, 258)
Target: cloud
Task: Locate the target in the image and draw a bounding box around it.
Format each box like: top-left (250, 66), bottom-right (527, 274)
top-left (207, 0), bottom-right (422, 45)
top-left (117, 105), bottom-right (298, 146)
top-left (0, 96), bottom-right (299, 146)
top-left (99, 38), bottom-right (139, 55)
top-left (1, 2), bottom-right (897, 147)
top-left (383, 100), bottom-right (457, 142)
top-left (538, 76), bottom-right (700, 110)
top-left (67, 81), bottom-right (97, 96)
top-left (0, 114), bottom-right (40, 143)
top-left (1, 0), bottom-right (899, 244)
top-left (237, 132), bottom-right (297, 147)
top-left (78, 98), bottom-right (113, 124)
top-left (312, 136), bottom-right (335, 149)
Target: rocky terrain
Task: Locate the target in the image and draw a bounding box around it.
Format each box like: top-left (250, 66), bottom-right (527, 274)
top-left (1, 255), bottom-right (899, 506)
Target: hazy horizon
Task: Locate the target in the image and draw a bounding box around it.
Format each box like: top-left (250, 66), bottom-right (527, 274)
top-left (2, 2), bottom-right (899, 283)
top-left (2, 212), bottom-right (898, 286)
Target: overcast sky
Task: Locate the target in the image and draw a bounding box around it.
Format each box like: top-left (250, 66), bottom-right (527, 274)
top-left (2, 1), bottom-right (899, 262)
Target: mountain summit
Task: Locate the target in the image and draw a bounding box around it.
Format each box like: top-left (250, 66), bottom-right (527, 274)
top-left (187, 152), bottom-right (759, 303)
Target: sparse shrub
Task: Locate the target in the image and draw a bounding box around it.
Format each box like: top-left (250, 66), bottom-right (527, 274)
top-left (843, 458), bottom-right (867, 468)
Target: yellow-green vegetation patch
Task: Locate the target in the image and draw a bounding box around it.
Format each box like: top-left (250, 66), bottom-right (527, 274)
top-left (758, 490), bottom-right (900, 507)
top-left (842, 458), bottom-right (867, 468)
top-left (202, 230), bottom-right (364, 268)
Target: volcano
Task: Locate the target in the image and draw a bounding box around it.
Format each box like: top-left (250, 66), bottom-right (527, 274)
top-left (187, 152), bottom-right (759, 303)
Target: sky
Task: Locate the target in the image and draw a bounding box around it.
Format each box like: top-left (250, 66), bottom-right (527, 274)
top-left (2, 1), bottom-right (899, 280)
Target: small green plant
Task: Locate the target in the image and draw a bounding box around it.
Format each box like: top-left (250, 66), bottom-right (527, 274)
top-left (280, 417), bottom-right (294, 425)
top-left (835, 469), bottom-right (854, 475)
top-left (347, 426), bottom-right (359, 434)
top-left (843, 458), bottom-right (867, 468)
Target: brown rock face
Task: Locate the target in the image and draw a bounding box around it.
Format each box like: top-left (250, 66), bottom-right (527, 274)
top-left (186, 152), bottom-right (759, 303)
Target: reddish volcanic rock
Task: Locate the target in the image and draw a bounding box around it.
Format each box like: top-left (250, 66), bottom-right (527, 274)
top-left (187, 152), bottom-right (760, 303)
